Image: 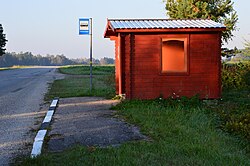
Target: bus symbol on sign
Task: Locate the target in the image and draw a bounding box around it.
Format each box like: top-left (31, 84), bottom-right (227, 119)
top-left (80, 21), bottom-right (88, 30)
top-left (79, 18), bottom-right (90, 35)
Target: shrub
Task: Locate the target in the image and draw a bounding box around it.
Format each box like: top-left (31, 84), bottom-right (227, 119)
top-left (217, 109), bottom-right (250, 141)
top-left (222, 62), bottom-right (250, 89)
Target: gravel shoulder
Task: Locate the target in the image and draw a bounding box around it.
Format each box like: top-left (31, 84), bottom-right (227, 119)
top-left (47, 97), bottom-right (147, 152)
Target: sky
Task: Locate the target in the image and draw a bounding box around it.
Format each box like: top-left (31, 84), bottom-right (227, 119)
top-left (0, 0), bottom-right (249, 59)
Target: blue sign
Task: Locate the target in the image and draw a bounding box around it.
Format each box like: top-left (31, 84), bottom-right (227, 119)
top-left (79, 18), bottom-right (90, 35)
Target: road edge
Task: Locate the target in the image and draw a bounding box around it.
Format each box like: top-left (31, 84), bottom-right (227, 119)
top-left (30, 97), bottom-right (59, 158)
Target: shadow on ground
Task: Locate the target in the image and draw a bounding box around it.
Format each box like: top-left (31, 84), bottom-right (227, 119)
top-left (47, 97), bottom-right (147, 152)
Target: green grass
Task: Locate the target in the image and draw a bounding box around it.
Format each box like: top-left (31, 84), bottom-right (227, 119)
top-left (207, 88), bottom-right (250, 142)
top-left (19, 65), bottom-right (250, 165)
top-left (0, 65), bottom-right (42, 71)
top-left (45, 65), bottom-right (115, 100)
top-left (0, 66), bottom-right (19, 71)
top-left (0, 68), bottom-right (9, 71)
top-left (59, 65), bottom-right (115, 75)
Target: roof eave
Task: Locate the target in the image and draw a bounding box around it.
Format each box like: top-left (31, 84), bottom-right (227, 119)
top-left (104, 27), bottom-right (226, 38)
top-left (113, 27), bottom-right (226, 33)
top-left (104, 20), bottom-right (118, 38)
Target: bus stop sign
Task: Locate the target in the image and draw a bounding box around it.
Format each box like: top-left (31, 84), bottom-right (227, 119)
top-left (79, 18), bottom-right (90, 35)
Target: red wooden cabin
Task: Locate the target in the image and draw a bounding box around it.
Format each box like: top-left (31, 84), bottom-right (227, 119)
top-left (104, 19), bottom-right (226, 99)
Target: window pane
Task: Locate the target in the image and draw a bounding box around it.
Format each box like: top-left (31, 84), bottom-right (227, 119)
top-left (162, 40), bottom-right (187, 72)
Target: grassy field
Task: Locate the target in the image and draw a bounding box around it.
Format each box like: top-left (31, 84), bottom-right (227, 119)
top-left (20, 65), bottom-right (250, 165)
top-left (0, 66), bottom-right (24, 71)
top-left (45, 65), bottom-right (115, 100)
top-left (59, 65), bottom-right (115, 75)
top-left (0, 65), bottom-right (45, 71)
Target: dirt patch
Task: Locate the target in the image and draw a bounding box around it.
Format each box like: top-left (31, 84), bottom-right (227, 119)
top-left (47, 97), bottom-right (147, 152)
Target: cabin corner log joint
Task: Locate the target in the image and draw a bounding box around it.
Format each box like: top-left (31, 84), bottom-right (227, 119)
top-left (104, 19), bottom-right (226, 100)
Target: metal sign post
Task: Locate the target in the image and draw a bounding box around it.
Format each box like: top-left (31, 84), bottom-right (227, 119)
top-left (79, 18), bottom-right (93, 93)
top-left (89, 18), bottom-right (93, 93)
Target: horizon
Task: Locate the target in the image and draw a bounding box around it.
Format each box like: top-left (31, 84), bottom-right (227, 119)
top-left (0, 0), bottom-right (249, 59)
top-left (3, 51), bottom-right (115, 60)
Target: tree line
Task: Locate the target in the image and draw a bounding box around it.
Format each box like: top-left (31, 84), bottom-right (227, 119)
top-left (0, 52), bottom-right (114, 67)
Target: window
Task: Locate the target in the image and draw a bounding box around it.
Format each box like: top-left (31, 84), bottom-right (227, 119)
top-left (162, 38), bottom-right (188, 73)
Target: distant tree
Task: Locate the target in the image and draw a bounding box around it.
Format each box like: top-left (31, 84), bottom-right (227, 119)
top-left (71, 58), bottom-right (88, 65)
top-left (93, 58), bottom-right (100, 65)
top-left (243, 40), bottom-right (250, 56)
top-left (221, 47), bottom-right (240, 57)
top-left (0, 52), bottom-right (79, 67)
top-left (165, 0), bottom-right (238, 43)
top-left (100, 57), bottom-right (115, 65)
top-left (0, 51), bottom-right (114, 67)
top-left (0, 53), bottom-right (15, 66)
top-left (0, 24), bottom-right (7, 56)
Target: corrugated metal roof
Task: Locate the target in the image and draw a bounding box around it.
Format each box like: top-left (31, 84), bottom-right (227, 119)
top-left (109, 19), bottom-right (226, 29)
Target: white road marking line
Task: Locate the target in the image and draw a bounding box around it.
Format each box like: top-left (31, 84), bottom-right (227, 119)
top-left (43, 115), bottom-right (52, 123)
top-left (50, 99), bottom-right (58, 107)
top-left (30, 98), bottom-right (59, 158)
top-left (31, 141), bottom-right (43, 158)
top-left (46, 110), bottom-right (54, 117)
top-left (35, 130), bottom-right (47, 142)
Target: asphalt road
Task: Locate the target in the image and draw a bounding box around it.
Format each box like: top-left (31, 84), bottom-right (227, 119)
top-left (0, 67), bottom-right (62, 165)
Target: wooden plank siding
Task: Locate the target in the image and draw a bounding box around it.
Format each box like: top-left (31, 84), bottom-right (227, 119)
top-left (124, 34), bottom-right (132, 99)
top-left (121, 32), bottom-right (222, 99)
top-left (112, 37), bottom-right (119, 94)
